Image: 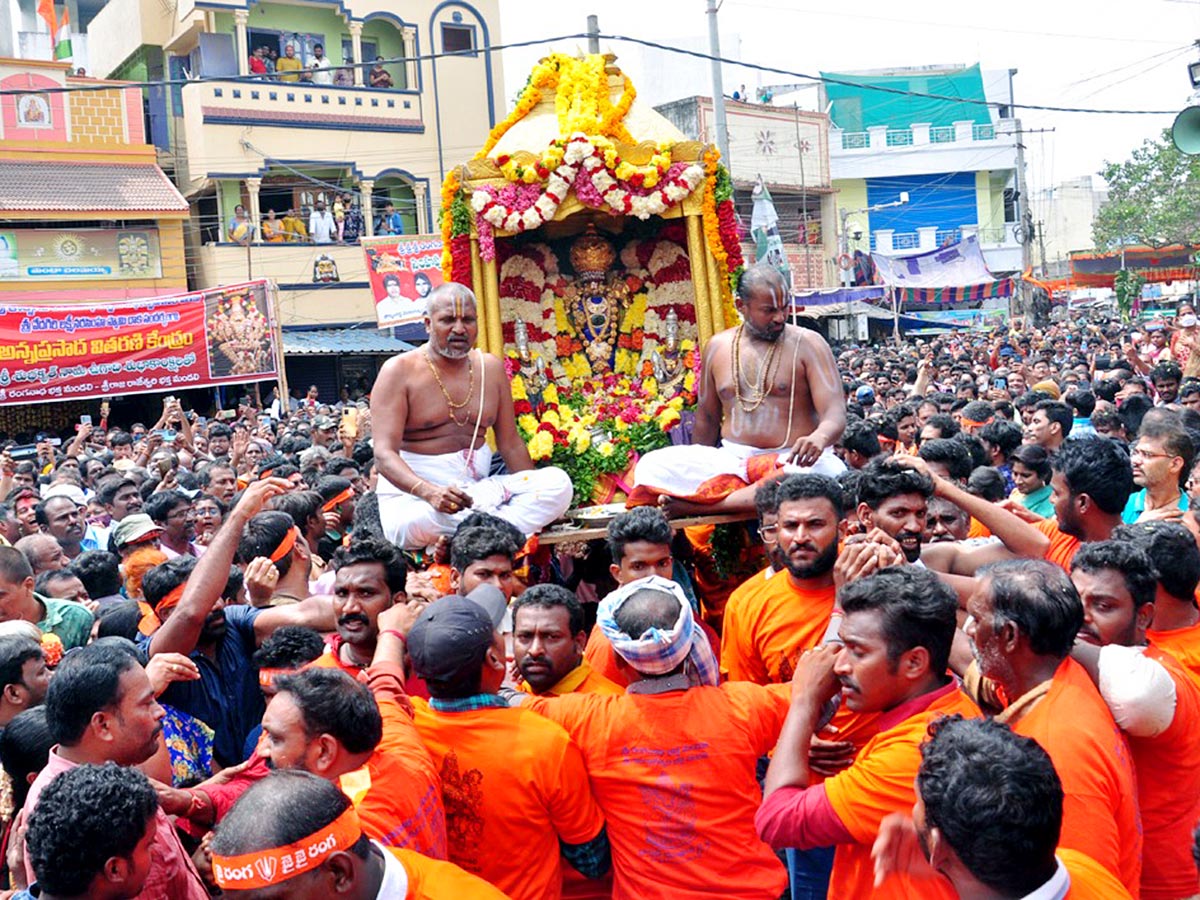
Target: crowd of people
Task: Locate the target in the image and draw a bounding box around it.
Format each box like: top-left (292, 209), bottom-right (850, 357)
top-left (248, 42), bottom-right (395, 89)
top-left (0, 273), bottom-right (1199, 899)
top-left (228, 195), bottom-right (406, 246)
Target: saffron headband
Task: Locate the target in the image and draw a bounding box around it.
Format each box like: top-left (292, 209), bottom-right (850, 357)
top-left (211, 806), bottom-right (362, 890)
top-left (321, 487), bottom-right (354, 513)
top-left (154, 584), bottom-right (186, 616)
top-left (257, 658), bottom-right (317, 691)
top-left (269, 527), bottom-right (299, 563)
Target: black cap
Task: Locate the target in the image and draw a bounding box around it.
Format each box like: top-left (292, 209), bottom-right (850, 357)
top-left (406, 585), bottom-right (507, 681)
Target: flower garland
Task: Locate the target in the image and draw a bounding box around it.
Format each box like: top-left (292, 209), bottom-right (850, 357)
top-left (439, 168), bottom-right (474, 285)
top-left (700, 148), bottom-right (743, 328)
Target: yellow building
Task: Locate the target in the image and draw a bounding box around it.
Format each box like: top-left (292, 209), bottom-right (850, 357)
top-left (87, 0), bottom-right (503, 395)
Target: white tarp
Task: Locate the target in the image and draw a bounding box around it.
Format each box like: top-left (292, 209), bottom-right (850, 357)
top-left (872, 235), bottom-right (997, 288)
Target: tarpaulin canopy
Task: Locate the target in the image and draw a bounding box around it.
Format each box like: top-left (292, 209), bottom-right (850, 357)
top-left (872, 235), bottom-right (995, 288)
top-left (897, 279), bottom-right (1013, 307)
top-left (821, 64), bottom-right (991, 132)
top-left (1069, 245), bottom-right (1198, 288)
top-left (792, 286), bottom-right (887, 309)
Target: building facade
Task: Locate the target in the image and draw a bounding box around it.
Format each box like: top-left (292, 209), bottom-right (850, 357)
top-left (86, 0), bottom-right (502, 391)
top-left (1032, 175), bottom-right (1108, 280)
top-left (824, 64), bottom-right (1028, 276)
top-left (656, 95), bottom-right (838, 289)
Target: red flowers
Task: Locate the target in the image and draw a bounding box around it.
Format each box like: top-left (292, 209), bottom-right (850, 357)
top-left (514, 399), bottom-right (533, 415)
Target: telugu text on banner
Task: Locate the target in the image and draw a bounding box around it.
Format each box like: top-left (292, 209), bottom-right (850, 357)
top-left (0, 280), bottom-right (279, 406)
top-left (360, 234), bottom-right (444, 329)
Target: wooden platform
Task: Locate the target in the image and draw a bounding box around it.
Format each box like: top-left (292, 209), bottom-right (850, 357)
top-left (538, 512), bottom-right (755, 546)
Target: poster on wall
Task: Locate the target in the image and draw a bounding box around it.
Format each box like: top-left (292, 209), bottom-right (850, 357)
top-left (360, 235), bottom-right (443, 329)
top-left (0, 280), bottom-right (279, 406)
top-left (0, 228), bottom-right (163, 280)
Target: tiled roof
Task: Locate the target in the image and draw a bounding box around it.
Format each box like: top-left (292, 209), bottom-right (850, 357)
top-left (282, 327), bottom-right (415, 356)
top-left (0, 161), bottom-right (188, 213)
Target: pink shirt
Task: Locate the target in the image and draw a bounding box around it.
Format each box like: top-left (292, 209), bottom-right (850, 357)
top-left (24, 747), bottom-right (208, 899)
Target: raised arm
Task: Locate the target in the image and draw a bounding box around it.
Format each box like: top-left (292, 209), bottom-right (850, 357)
top-left (148, 478), bottom-right (289, 656)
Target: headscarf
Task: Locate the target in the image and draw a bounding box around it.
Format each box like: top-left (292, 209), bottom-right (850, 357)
top-left (597, 575), bottom-right (719, 687)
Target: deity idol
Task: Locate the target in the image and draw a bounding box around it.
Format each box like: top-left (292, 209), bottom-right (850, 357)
top-left (562, 225), bottom-right (631, 374)
top-left (650, 307), bottom-right (688, 397)
top-left (513, 317), bottom-right (548, 404)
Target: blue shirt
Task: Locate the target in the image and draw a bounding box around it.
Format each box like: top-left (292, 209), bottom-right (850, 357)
top-left (1122, 488), bottom-right (1190, 524)
top-left (139, 605), bottom-right (263, 766)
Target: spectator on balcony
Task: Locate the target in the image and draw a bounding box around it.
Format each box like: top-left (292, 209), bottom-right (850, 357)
top-left (280, 207), bottom-right (307, 242)
top-left (333, 64), bottom-right (354, 87)
top-left (248, 46), bottom-right (267, 78)
top-left (309, 200), bottom-right (336, 245)
top-left (227, 205), bottom-right (253, 245)
top-left (377, 202), bottom-right (403, 236)
top-left (276, 44), bottom-right (302, 82)
top-left (309, 43), bottom-right (332, 85)
top-left (333, 194), bottom-right (346, 242)
top-left (342, 198), bottom-right (364, 244)
top-left (265, 48), bottom-right (278, 77)
top-left (261, 209), bottom-right (284, 243)
top-left (369, 57), bottom-right (393, 89)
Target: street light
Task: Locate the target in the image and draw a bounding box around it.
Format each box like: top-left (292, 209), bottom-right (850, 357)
top-left (839, 192), bottom-right (910, 287)
top-left (1172, 41), bottom-right (1200, 154)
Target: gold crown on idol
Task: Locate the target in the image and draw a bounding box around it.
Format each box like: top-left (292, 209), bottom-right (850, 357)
top-left (570, 224), bottom-right (615, 280)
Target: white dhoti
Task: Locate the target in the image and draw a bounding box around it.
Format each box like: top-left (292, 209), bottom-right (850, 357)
top-left (378, 444), bottom-right (573, 550)
top-left (632, 439), bottom-right (845, 501)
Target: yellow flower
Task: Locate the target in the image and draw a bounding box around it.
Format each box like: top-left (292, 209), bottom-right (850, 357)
top-left (542, 409), bottom-right (561, 429)
top-left (668, 396), bottom-right (685, 411)
top-left (573, 431), bottom-right (591, 453)
top-left (511, 375), bottom-right (528, 402)
top-left (657, 409), bottom-right (681, 431)
top-left (528, 431), bottom-right (555, 461)
top-left (613, 418), bottom-right (628, 432)
top-left (684, 371), bottom-right (697, 393)
top-left (643, 376), bottom-right (659, 398)
top-left (518, 414), bottom-right (538, 434)
top-left (598, 441), bottom-right (616, 458)
top-left (544, 383), bottom-right (560, 406)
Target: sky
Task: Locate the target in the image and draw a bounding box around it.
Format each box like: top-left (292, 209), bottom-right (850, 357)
top-left (496, 0), bottom-right (1200, 208)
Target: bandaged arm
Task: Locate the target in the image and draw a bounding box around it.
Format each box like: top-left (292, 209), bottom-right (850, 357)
top-left (1096, 644), bottom-right (1177, 738)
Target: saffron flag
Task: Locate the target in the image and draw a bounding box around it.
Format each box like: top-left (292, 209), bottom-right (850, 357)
top-left (54, 6), bottom-right (72, 61)
top-left (35, 0), bottom-right (55, 55)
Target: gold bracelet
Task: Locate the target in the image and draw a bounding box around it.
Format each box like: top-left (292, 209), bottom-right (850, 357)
top-left (411, 478), bottom-right (426, 495)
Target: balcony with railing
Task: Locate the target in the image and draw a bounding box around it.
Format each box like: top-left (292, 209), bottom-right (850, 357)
top-left (869, 223), bottom-right (1019, 256)
top-left (836, 119), bottom-right (1010, 153)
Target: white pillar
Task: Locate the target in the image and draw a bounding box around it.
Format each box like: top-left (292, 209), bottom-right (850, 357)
top-left (413, 181), bottom-right (428, 233)
top-left (246, 177), bottom-right (262, 244)
top-left (953, 120), bottom-right (974, 142)
top-left (348, 21), bottom-right (363, 86)
top-left (402, 27), bottom-right (417, 90)
top-left (911, 123), bottom-right (931, 145)
top-left (234, 11), bottom-right (249, 77)
top-left (360, 179), bottom-right (374, 236)
top-left (868, 125), bottom-right (888, 150)
top-left (917, 226), bottom-right (938, 250)
top-left (874, 229), bottom-right (894, 253)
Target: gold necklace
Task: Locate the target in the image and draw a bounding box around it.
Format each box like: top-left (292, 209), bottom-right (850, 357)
top-left (425, 349), bottom-right (475, 426)
top-left (732, 324), bottom-right (782, 412)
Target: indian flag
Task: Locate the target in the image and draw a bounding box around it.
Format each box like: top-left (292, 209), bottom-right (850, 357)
top-left (54, 6), bottom-right (72, 61)
top-left (35, 0), bottom-right (55, 57)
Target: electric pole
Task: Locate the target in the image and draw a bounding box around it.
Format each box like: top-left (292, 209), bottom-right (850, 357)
top-left (706, 0), bottom-right (731, 166)
top-left (586, 15), bottom-right (599, 54)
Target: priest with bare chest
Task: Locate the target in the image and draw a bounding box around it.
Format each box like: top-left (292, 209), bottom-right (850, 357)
top-left (372, 284), bottom-right (573, 549)
top-left (630, 264), bottom-right (846, 516)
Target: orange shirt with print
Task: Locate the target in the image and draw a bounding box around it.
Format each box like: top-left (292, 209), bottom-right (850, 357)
top-left (526, 681), bottom-right (792, 900)
top-left (1008, 657), bottom-right (1142, 897)
top-left (1036, 517), bottom-right (1081, 571)
top-left (719, 569), bottom-right (880, 756)
top-left (338, 665), bottom-right (447, 860)
top-left (1148, 620), bottom-right (1200, 689)
top-left (1060, 848), bottom-right (1134, 899)
top-left (411, 699), bottom-right (604, 900)
top-left (1129, 646), bottom-right (1200, 900)
top-left (517, 659), bottom-right (620, 900)
top-left (388, 847), bottom-right (509, 898)
top-left (823, 684), bottom-right (980, 900)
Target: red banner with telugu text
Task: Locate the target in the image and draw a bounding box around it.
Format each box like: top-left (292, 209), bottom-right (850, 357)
top-left (0, 280), bottom-right (279, 406)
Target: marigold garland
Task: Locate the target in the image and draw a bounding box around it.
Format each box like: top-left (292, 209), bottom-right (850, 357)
top-left (700, 148), bottom-right (742, 328)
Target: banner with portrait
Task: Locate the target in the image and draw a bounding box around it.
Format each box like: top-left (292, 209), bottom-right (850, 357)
top-left (360, 235), bottom-right (444, 329)
top-left (0, 280), bottom-right (279, 406)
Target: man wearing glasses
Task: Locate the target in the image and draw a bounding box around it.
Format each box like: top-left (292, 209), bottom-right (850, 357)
top-left (1123, 412), bottom-right (1194, 524)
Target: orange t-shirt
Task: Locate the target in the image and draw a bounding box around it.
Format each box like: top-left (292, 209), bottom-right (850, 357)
top-left (1008, 658), bottom-right (1142, 897)
top-left (823, 683), bottom-right (981, 900)
top-left (967, 517), bottom-right (991, 539)
top-left (718, 569), bottom-right (880, 756)
top-left (1036, 517), bottom-right (1081, 571)
top-left (526, 681), bottom-right (791, 900)
top-left (337, 666), bottom-right (447, 860)
top-left (1148, 621), bottom-right (1200, 689)
top-left (411, 700), bottom-right (604, 900)
top-left (583, 624), bottom-right (630, 687)
top-left (1060, 848), bottom-right (1134, 899)
top-left (1129, 646), bottom-right (1200, 900)
top-left (720, 570), bottom-right (837, 684)
top-left (388, 847), bottom-right (509, 898)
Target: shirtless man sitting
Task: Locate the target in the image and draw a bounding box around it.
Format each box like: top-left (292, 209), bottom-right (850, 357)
top-left (372, 283), bottom-right (573, 549)
top-left (631, 264), bottom-right (846, 516)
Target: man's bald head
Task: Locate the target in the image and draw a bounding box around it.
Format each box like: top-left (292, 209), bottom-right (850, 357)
top-left (736, 263), bottom-right (786, 304)
top-left (735, 264), bottom-right (789, 342)
top-left (613, 587), bottom-right (681, 639)
top-left (425, 282), bottom-right (477, 318)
